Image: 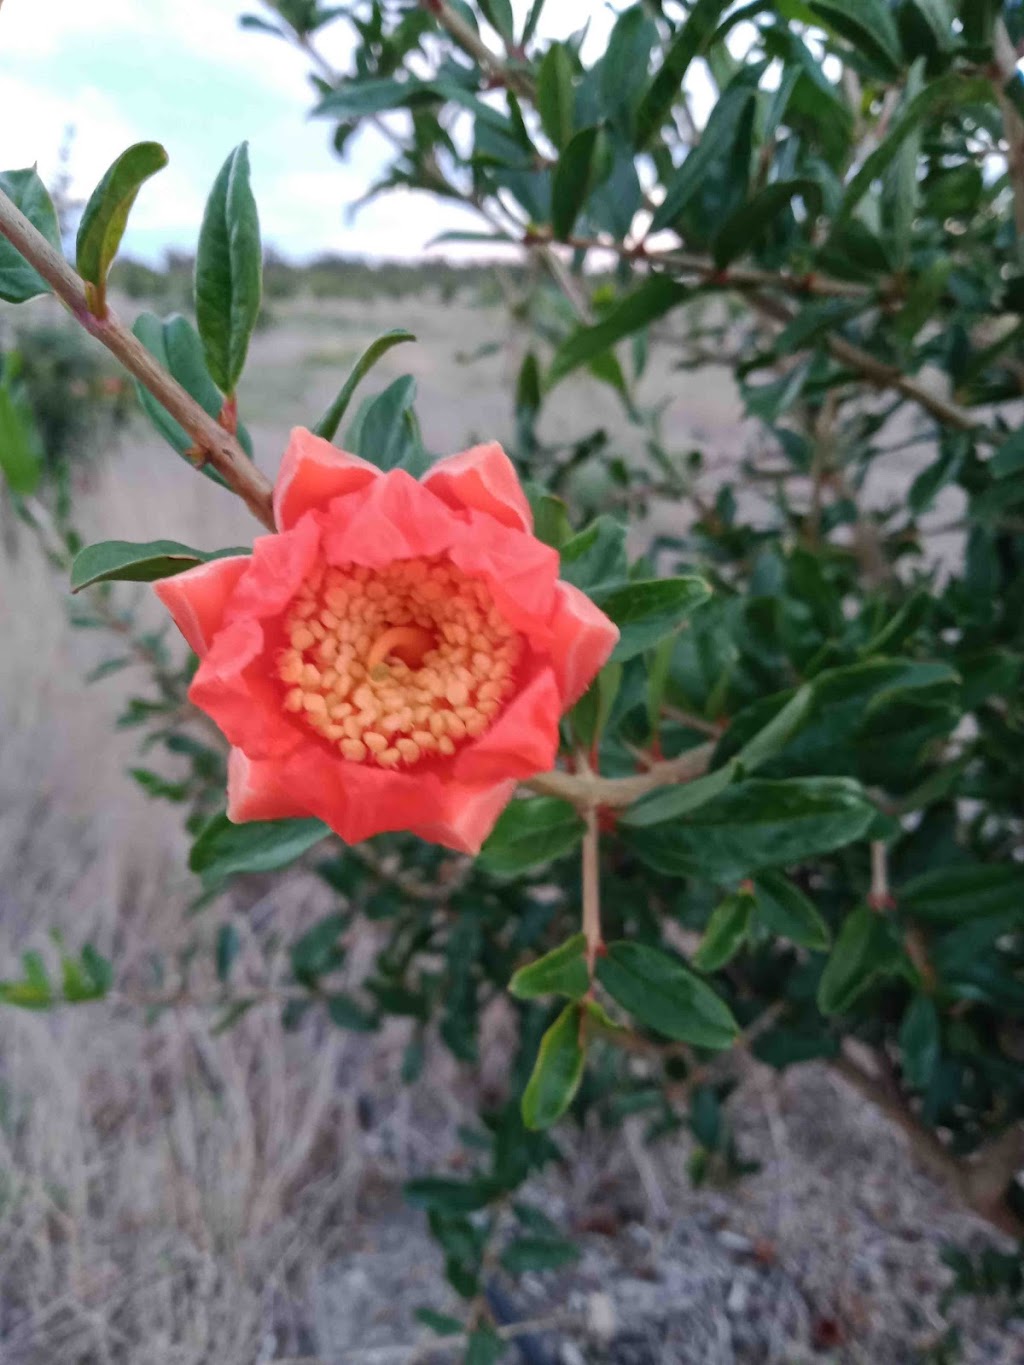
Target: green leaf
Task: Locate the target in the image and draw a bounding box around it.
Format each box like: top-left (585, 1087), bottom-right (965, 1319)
top-left (626, 778), bottom-right (877, 881)
top-left (650, 65), bottom-right (763, 231)
top-left (549, 277), bottom-right (689, 386)
top-left (712, 178), bottom-right (822, 267)
top-left (326, 993), bottom-right (377, 1031)
top-left (416, 1308), bottom-right (463, 1337)
top-left (290, 912), bottom-right (347, 983)
top-left (75, 142), bottom-right (168, 293)
top-left (551, 125), bottom-right (609, 240)
top-left (346, 374), bottom-right (424, 473)
top-left (0, 382), bottom-right (43, 495)
top-left (215, 923), bottom-right (240, 983)
top-left (404, 1176), bottom-right (498, 1214)
top-left (190, 812), bottom-right (329, 887)
top-left (817, 904), bottom-right (900, 1014)
top-left (559, 516), bottom-right (628, 594)
top-left (465, 1325), bottom-right (505, 1365)
top-left (70, 539), bottom-right (245, 593)
top-left (596, 942), bottom-right (738, 1048)
top-left (521, 1003), bottom-right (586, 1129)
top-left (132, 312), bottom-right (252, 464)
top-left (509, 934), bottom-right (589, 1001)
top-left (595, 576), bottom-right (712, 663)
top-left (312, 329), bottom-right (416, 442)
top-left (0, 167), bottom-right (62, 303)
top-left (479, 798), bottom-right (586, 875)
top-left (753, 871), bottom-right (831, 950)
top-left (536, 43), bottom-right (575, 150)
top-left (990, 427), bottom-right (1024, 479)
top-left (619, 761), bottom-right (738, 829)
top-left (693, 891), bottom-right (755, 972)
top-left (900, 995), bottom-right (940, 1089)
top-left (806, 0), bottom-right (903, 74)
top-left (478, 0), bottom-right (514, 42)
top-left (838, 75), bottom-right (992, 219)
top-left (899, 864), bottom-right (1024, 924)
top-left (195, 143), bottom-right (262, 395)
top-left (635, 0), bottom-right (729, 149)
top-left (500, 1235), bottom-right (579, 1274)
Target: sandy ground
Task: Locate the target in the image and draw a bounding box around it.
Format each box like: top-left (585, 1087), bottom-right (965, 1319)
top-left (0, 292), bottom-right (1019, 1363)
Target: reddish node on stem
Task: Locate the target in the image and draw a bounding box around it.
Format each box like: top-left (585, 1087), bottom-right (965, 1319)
top-left (218, 395), bottom-right (239, 436)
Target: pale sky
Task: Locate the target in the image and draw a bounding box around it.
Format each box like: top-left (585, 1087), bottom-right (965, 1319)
top-left (0, 0), bottom-right (618, 261)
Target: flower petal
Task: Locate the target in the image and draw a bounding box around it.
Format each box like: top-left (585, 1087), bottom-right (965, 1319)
top-left (320, 469), bottom-right (464, 567)
top-left (273, 426), bottom-right (380, 531)
top-left (422, 441), bottom-right (532, 532)
top-left (547, 581), bottom-right (620, 706)
top-left (189, 618), bottom-right (304, 760)
top-left (227, 747), bottom-right (312, 822)
top-left (452, 665), bottom-right (561, 784)
top-left (152, 555), bottom-right (250, 658)
top-left (273, 744), bottom-right (515, 853)
top-left (224, 513), bottom-right (322, 624)
top-left (448, 510), bottom-right (560, 643)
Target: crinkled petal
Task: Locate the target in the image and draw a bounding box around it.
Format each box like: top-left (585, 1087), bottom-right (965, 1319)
top-left (189, 618), bottom-right (303, 760)
top-left (273, 426), bottom-right (380, 531)
top-left (320, 469), bottom-right (463, 567)
top-left (547, 580), bottom-right (620, 706)
top-left (275, 743), bottom-right (515, 853)
top-left (227, 747), bottom-right (312, 822)
top-left (224, 513), bottom-right (322, 624)
top-left (448, 509), bottom-right (560, 643)
top-left (152, 555), bottom-right (250, 658)
top-left (452, 665), bottom-right (561, 784)
top-left (421, 441), bottom-right (532, 533)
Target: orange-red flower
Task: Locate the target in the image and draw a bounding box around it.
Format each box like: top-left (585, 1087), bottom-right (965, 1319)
top-left (155, 430), bottom-right (618, 852)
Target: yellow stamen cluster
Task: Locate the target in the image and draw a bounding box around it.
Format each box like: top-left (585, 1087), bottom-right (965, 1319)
top-left (276, 555), bottom-right (522, 768)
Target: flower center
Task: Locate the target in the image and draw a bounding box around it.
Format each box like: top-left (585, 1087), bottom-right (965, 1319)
top-left (276, 555), bottom-right (522, 768)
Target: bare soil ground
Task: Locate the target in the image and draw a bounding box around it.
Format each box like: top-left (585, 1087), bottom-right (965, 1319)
top-left (0, 293), bottom-right (1019, 1363)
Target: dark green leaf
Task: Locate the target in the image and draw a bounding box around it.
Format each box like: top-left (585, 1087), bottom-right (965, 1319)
top-left (635, 0), bottom-right (729, 148)
top-left (70, 539), bottom-right (245, 593)
top-left (500, 1235), bottom-right (579, 1274)
top-left (190, 812), bottom-right (329, 886)
top-left (404, 1176), bottom-right (498, 1214)
top-left (346, 374), bottom-right (424, 473)
top-left (900, 994), bottom-right (940, 1089)
top-left (327, 993), bottom-right (377, 1031)
top-left (817, 905), bottom-right (900, 1013)
top-left (75, 142), bottom-right (168, 292)
top-left (990, 427), bottom-right (1024, 479)
top-left (313, 329), bottom-right (416, 441)
top-left (595, 576), bottom-right (712, 662)
top-left (465, 1325), bottom-right (505, 1365)
top-left (712, 178), bottom-right (822, 267)
top-left (626, 778), bottom-right (877, 880)
top-left (0, 167), bottom-right (62, 302)
top-left (521, 1002), bottom-right (586, 1129)
top-left (899, 864), bottom-right (1024, 923)
top-left (596, 942), bottom-right (738, 1048)
top-left (537, 43), bottom-right (575, 150)
top-left (509, 933), bottom-right (589, 1001)
top-left (693, 891), bottom-right (755, 971)
top-left (754, 871), bottom-right (830, 950)
top-left (478, 0), bottom-right (514, 42)
top-left (290, 912), bottom-right (348, 982)
top-left (215, 923), bottom-right (240, 983)
top-left (806, 0), bottom-right (903, 74)
top-left (479, 798), bottom-right (586, 875)
top-left (195, 143), bottom-right (262, 394)
top-left (0, 382), bottom-right (42, 495)
top-left (549, 277), bottom-right (689, 386)
top-left (551, 125), bottom-right (609, 239)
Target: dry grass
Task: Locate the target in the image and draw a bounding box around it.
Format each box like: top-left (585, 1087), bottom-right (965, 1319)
top-left (0, 294), bottom-right (1019, 1363)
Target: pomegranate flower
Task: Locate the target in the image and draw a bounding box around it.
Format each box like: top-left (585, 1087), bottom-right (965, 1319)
top-left (155, 430), bottom-right (619, 852)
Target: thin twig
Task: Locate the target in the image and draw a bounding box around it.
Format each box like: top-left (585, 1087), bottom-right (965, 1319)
top-left (421, 0), bottom-right (534, 99)
top-left (581, 803), bottom-right (602, 975)
top-left (0, 187), bottom-right (276, 528)
top-left (525, 740), bottom-right (715, 810)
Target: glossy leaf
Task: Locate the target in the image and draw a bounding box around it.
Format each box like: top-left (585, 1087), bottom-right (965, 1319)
top-left (521, 1002), bottom-right (586, 1129)
top-left (509, 933), bottom-right (589, 1001)
top-left (596, 941), bottom-right (738, 1048)
top-left (806, 0), bottom-right (903, 74)
top-left (0, 167), bottom-right (62, 303)
top-left (313, 329), bottom-right (416, 441)
top-left (753, 871), bottom-right (830, 950)
top-left (712, 178), bottom-right (822, 267)
top-left (551, 125), bottom-right (609, 239)
top-left (75, 142), bottom-right (168, 292)
top-left (635, 0), bottom-right (729, 148)
top-left (899, 864), bottom-right (1024, 924)
top-left (817, 905), bottom-right (900, 1014)
top-left (900, 995), bottom-right (940, 1089)
top-left (596, 576), bottom-right (712, 662)
top-left (70, 539), bottom-right (245, 593)
top-left (626, 778), bottom-right (877, 881)
top-left (479, 798), bottom-right (585, 875)
top-left (195, 143), bottom-right (262, 395)
top-left (693, 891), bottom-right (755, 972)
top-left (536, 43), bottom-right (575, 150)
top-left (549, 277), bottom-right (689, 385)
top-left (190, 812), bottom-right (329, 886)
top-left (346, 374), bottom-right (424, 472)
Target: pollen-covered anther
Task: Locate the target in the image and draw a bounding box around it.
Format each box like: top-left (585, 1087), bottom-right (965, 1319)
top-left (277, 555), bottom-right (522, 767)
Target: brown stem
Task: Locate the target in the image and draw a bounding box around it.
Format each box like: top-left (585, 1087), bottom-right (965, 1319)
top-left (525, 740), bottom-right (715, 810)
top-left (0, 187), bottom-right (276, 530)
top-left (421, 0), bottom-right (534, 99)
top-left (581, 803), bottom-right (602, 975)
